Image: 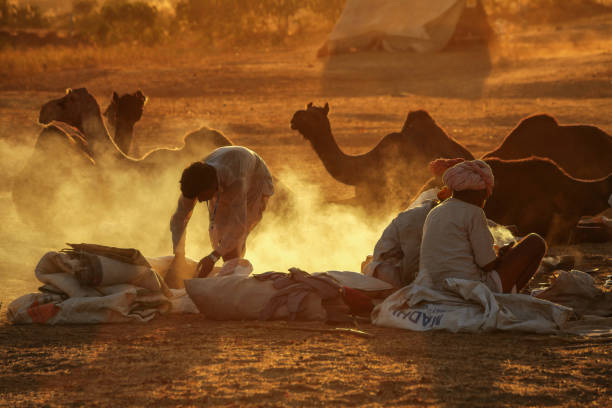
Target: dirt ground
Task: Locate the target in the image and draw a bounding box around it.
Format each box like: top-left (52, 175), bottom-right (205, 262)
top-left (1, 13), bottom-right (612, 407)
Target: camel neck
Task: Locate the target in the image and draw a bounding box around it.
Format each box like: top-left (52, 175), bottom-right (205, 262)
top-left (113, 120), bottom-right (135, 155)
top-left (81, 115), bottom-right (123, 162)
top-left (307, 126), bottom-right (366, 186)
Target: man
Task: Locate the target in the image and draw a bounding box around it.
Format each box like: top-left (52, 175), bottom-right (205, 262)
top-left (362, 158), bottom-right (467, 288)
top-left (169, 146), bottom-right (274, 282)
top-left (415, 159), bottom-right (547, 294)
top-left (363, 191), bottom-right (438, 288)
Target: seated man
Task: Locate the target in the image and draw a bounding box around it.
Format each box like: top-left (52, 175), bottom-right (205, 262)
top-left (363, 190), bottom-right (439, 288)
top-left (415, 159), bottom-right (547, 293)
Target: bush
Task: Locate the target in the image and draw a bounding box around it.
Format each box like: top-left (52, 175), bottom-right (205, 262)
top-left (72, 0), bottom-right (166, 46)
top-left (173, 0), bottom-right (345, 46)
top-left (0, 0), bottom-right (48, 28)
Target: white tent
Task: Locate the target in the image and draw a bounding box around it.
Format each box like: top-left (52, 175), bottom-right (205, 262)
top-left (318, 0), bottom-right (487, 57)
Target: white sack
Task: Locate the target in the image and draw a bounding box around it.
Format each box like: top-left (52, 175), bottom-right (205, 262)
top-left (8, 251), bottom-right (171, 324)
top-left (372, 278), bottom-right (573, 333)
top-left (184, 275), bottom-right (327, 321)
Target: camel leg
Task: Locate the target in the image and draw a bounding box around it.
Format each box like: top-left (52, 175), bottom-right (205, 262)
top-left (496, 233), bottom-right (547, 293)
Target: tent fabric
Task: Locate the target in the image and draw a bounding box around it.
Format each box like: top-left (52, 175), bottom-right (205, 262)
top-left (318, 0), bottom-right (467, 56)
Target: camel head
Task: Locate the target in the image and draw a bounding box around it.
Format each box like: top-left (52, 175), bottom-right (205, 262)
top-left (290, 102), bottom-right (331, 142)
top-left (103, 90), bottom-right (147, 131)
top-left (39, 88), bottom-right (101, 132)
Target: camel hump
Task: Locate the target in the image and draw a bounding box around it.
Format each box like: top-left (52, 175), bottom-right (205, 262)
top-left (516, 114), bottom-right (558, 131)
top-left (401, 110), bottom-right (435, 133)
top-left (184, 126), bottom-right (233, 148)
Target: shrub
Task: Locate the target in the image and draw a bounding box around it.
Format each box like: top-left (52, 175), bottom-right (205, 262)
top-left (72, 0), bottom-right (166, 46)
top-left (0, 0), bottom-right (48, 28)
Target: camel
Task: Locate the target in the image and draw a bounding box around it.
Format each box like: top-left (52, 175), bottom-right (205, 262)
top-left (102, 90), bottom-right (233, 164)
top-left (485, 157), bottom-right (612, 243)
top-left (102, 90), bottom-right (147, 155)
top-left (290, 102), bottom-right (474, 210)
top-left (15, 88), bottom-right (233, 231)
top-left (417, 157), bottom-right (612, 244)
top-left (38, 88), bottom-right (234, 171)
top-left (483, 114), bottom-right (612, 180)
top-left (104, 90), bottom-right (296, 219)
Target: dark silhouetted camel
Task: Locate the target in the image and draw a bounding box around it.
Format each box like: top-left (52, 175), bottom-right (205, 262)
top-left (483, 114), bottom-right (612, 180)
top-left (103, 90), bottom-right (147, 155)
top-left (290, 102), bottom-right (474, 211)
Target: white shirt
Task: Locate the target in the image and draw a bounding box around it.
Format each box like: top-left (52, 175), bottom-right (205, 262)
top-left (170, 146), bottom-right (274, 256)
top-left (415, 198), bottom-right (497, 290)
top-left (364, 199), bottom-right (436, 286)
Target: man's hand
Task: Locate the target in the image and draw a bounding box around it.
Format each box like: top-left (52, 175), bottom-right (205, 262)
top-left (197, 255), bottom-right (216, 278)
top-left (497, 242), bottom-right (515, 258)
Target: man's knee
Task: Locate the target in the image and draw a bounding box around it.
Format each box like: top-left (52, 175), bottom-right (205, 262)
top-left (523, 233), bottom-right (547, 257)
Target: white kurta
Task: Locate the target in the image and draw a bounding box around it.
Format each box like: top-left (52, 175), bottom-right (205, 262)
top-left (364, 199), bottom-right (436, 287)
top-left (170, 146), bottom-right (274, 257)
top-left (415, 198), bottom-right (497, 291)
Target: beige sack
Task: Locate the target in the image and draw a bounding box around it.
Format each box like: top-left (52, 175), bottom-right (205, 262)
top-left (184, 275), bottom-right (327, 321)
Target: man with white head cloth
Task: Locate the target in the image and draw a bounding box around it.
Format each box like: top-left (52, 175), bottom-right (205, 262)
top-left (168, 146), bottom-right (274, 282)
top-left (415, 159), bottom-right (547, 294)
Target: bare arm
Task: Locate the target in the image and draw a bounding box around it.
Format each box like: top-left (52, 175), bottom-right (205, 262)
top-left (170, 195), bottom-right (197, 255)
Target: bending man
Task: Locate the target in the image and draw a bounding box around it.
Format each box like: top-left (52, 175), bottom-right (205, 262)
top-left (169, 146), bottom-right (274, 280)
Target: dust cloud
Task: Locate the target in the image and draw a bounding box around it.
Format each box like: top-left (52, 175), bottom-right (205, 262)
top-left (0, 125), bottom-right (391, 282)
top-left (247, 169), bottom-right (387, 273)
top-left (0, 125), bottom-right (528, 284)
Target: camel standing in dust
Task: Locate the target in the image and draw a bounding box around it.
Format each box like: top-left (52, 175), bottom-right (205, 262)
top-left (483, 114), bottom-right (612, 180)
top-left (15, 88), bottom-right (234, 231)
top-left (290, 102), bottom-right (474, 210)
top-left (484, 157), bottom-right (611, 244)
top-left (417, 157), bottom-right (612, 244)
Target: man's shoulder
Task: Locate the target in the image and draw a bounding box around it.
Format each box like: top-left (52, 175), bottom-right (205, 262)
top-left (396, 200), bottom-right (436, 222)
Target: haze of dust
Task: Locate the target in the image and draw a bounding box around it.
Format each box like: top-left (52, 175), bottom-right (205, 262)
top-left (1, 134), bottom-right (522, 285)
top-left (0, 139), bottom-right (391, 281)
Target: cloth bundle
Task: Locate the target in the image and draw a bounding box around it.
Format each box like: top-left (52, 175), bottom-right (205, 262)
top-left (373, 270), bottom-right (612, 335)
top-left (535, 270), bottom-right (612, 317)
top-left (185, 268), bottom-right (394, 322)
top-left (8, 244), bottom-right (172, 324)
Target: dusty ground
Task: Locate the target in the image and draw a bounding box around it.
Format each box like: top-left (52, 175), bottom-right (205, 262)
top-left (1, 14), bottom-right (612, 407)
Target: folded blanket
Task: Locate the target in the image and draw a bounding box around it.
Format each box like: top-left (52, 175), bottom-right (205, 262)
top-left (7, 249), bottom-right (172, 325)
